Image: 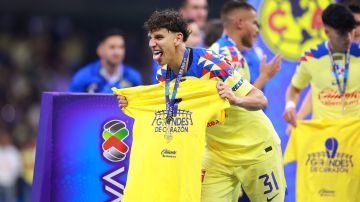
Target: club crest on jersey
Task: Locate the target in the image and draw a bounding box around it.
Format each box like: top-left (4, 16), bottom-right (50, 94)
top-left (152, 109), bottom-right (193, 134)
top-left (306, 137), bottom-right (354, 173)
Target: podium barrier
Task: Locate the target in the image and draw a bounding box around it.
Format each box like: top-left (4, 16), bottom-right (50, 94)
top-left (32, 93), bottom-right (133, 202)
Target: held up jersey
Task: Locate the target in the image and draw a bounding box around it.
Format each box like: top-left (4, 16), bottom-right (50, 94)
top-left (284, 118), bottom-right (360, 202)
top-left (113, 79), bottom-right (230, 202)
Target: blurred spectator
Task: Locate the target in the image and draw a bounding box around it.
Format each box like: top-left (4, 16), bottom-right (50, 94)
top-left (203, 19), bottom-right (223, 48)
top-left (69, 29), bottom-right (142, 93)
top-left (0, 127), bottom-right (22, 202)
top-left (19, 136), bottom-right (36, 202)
top-left (186, 19), bottom-right (202, 48)
top-left (179, 0), bottom-right (208, 30)
top-left (349, 4), bottom-right (360, 41)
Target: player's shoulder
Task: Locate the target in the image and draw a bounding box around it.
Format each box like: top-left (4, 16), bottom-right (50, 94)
top-left (123, 63), bottom-right (141, 76)
top-left (350, 42), bottom-right (360, 57)
top-left (299, 42), bottom-right (328, 63)
top-left (74, 60), bottom-right (101, 78)
top-left (192, 48), bottom-right (230, 67)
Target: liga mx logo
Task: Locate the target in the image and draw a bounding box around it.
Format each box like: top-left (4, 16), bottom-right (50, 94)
top-left (325, 138), bottom-right (338, 159)
top-left (101, 120), bottom-right (129, 162)
top-left (259, 0), bottom-right (333, 61)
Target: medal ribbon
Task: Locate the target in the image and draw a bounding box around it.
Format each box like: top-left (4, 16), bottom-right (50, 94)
top-left (165, 48), bottom-right (188, 124)
top-left (327, 46), bottom-right (350, 97)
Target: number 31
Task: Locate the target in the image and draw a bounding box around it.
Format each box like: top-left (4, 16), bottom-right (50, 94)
top-left (258, 171), bottom-right (279, 194)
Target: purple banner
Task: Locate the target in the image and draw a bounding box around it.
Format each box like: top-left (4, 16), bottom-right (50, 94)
top-left (32, 93), bottom-right (133, 202)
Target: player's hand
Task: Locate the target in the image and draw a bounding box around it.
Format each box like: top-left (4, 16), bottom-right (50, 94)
top-left (217, 81), bottom-right (237, 104)
top-left (283, 107), bottom-right (297, 127)
top-left (117, 95), bottom-right (128, 109)
top-left (285, 124), bottom-right (293, 136)
top-left (259, 54), bottom-right (282, 79)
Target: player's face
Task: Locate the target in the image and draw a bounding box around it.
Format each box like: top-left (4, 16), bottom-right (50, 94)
top-left (99, 36), bottom-right (125, 67)
top-left (180, 0), bottom-right (208, 29)
top-left (148, 28), bottom-right (180, 66)
top-left (241, 9), bottom-right (259, 48)
top-left (352, 13), bottom-right (360, 42)
top-left (186, 22), bottom-right (202, 47)
top-left (326, 26), bottom-right (352, 52)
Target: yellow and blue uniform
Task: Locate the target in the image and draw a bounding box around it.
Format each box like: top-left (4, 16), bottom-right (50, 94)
top-left (292, 41), bottom-right (360, 119)
top-left (69, 60), bottom-right (142, 93)
top-left (158, 47), bottom-right (286, 202)
top-left (209, 34), bottom-right (251, 81)
top-left (284, 118), bottom-right (360, 202)
top-left (113, 79), bottom-right (230, 202)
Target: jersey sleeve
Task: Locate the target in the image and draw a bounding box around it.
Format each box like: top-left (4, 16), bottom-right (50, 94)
top-left (68, 69), bottom-right (88, 92)
top-left (291, 57), bottom-right (312, 90)
top-left (201, 50), bottom-right (253, 97)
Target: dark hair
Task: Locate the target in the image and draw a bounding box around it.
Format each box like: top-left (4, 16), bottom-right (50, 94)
top-left (349, 4), bottom-right (360, 14)
top-left (322, 4), bottom-right (356, 35)
top-left (144, 9), bottom-right (191, 42)
top-left (221, 0), bottom-right (255, 23)
top-left (99, 29), bottom-right (124, 44)
top-left (204, 19), bottom-right (223, 47)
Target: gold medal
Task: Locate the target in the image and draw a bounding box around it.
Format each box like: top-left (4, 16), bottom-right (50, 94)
top-left (164, 122), bottom-right (173, 142)
top-left (341, 96), bottom-right (346, 115)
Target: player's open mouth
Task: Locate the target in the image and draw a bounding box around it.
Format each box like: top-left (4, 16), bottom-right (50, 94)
top-left (153, 50), bottom-right (163, 61)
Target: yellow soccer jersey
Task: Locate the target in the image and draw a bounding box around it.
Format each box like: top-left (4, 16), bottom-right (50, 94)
top-left (209, 34), bottom-right (251, 81)
top-left (113, 79), bottom-right (230, 202)
top-left (292, 41), bottom-right (360, 119)
top-left (205, 37), bottom-right (281, 166)
top-left (284, 118), bottom-right (360, 202)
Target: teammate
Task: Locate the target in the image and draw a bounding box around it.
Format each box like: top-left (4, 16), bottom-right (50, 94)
top-left (209, 1), bottom-right (282, 89)
top-left (202, 1), bottom-right (286, 201)
top-left (69, 29), bottom-right (142, 93)
top-left (285, 3), bottom-right (360, 134)
top-left (283, 3), bottom-right (360, 126)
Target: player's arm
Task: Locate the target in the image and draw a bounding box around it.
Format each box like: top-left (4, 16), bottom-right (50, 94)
top-left (253, 54), bottom-right (282, 89)
top-left (297, 90), bottom-right (312, 120)
top-left (283, 52), bottom-right (311, 127)
top-left (285, 90), bottom-right (312, 135)
top-left (217, 82), bottom-right (267, 110)
top-left (283, 84), bottom-right (302, 126)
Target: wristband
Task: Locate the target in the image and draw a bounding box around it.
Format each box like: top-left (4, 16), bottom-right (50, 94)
top-left (285, 101), bottom-right (296, 109)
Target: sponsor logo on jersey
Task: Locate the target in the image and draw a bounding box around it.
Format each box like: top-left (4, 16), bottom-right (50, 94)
top-left (318, 88), bottom-right (360, 106)
top-left (161, 149), bottom-right (177, 158)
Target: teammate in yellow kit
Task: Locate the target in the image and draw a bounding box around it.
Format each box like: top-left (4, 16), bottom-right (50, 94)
top-left (283, 4), bottom-right (360, 125)
top-left (202, 1), bottom-right (286, 202)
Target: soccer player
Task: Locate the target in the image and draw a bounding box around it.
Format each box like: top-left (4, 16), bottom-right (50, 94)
top-left (283, 4), bottom-right (360, 126)
top-left (69, 29), bottom-right (142, 93)
top-left (284, 3), bottom-right (360, 135)
top-left (118, 9), bottom-right (286, 202)
top-left (209, 1), bottom-right (282, 89)
top-left (203, 1), bottom-right (287, 202)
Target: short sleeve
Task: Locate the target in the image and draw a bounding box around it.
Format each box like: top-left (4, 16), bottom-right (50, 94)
top-left (291, 60), bottom-right (312, 90)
